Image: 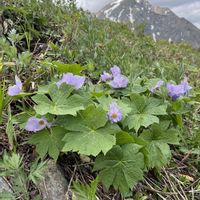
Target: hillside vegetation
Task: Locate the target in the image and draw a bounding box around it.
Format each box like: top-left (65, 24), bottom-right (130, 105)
top-left (0, 0), bottom-right (200, 199)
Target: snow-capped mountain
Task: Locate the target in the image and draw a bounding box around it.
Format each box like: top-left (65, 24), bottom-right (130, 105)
top-left (97, 0), bottom-right (200, 48)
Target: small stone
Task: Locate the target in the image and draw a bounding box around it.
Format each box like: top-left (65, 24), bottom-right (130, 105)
top-left (80, 154), bottom-right (91, 163)
top-left (38, 160), bottom-right (68, 200)
top-left (0, 177), bottom-right (12, 193)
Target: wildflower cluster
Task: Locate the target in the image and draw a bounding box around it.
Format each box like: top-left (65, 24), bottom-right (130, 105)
top-left (167, 79), bottom-right (192, 100)
top-left (8, 67), bottom-right (192, 133)
top-left (7, 65), bottom-right (193, 196)
top-left (101, 66), bottom-right (128, 88)
top-left (152, 78), bottom-right (192, 100)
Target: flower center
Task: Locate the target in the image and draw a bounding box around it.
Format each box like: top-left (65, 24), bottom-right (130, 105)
top-left (111, 112), bottom-right (118, 119)
top-left (39, 120), bottom-right (45, 126)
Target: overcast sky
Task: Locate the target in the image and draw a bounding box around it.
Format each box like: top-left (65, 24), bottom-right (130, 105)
top-left (76, 0), bottom-right (200, 28)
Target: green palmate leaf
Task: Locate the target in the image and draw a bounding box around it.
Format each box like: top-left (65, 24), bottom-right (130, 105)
top-left (61, 105), bottom-right (121, 156)
top-left (145, 141), bottom-right (171, 169)
top-left (32, 84), bottom-right (87, 115)
top-left (116, 131), bottom-right (135, 145)
top-left (62, 123), bottom-right (118, 156)
top-left (140, 122), bottom-right (180, 145)
top-left (88, 83), bottom-right (110, 97)
top-left (116, 131), bottom-right (147, 146)
top-left (130, 83), bottom-right (147, 94)
top-left (124, 94), bottom-right (167, 132)
top-left (125, 114), bottom-right (159, 133)
top-left (58, 105), bottom-right (107, 132)
top-left (130, 77), bottom-right (147, 93)
top-left (29, 127), bottom-right (66, 160)
top-left (115, 132), bottom-right (150, 167)
top-left (121, 77), bottom-right (147, 95)
top-left (93, 144), bottom-right (144, 195)
top-left (37, 82), bottom-right (55, 94)
top-left (53, 62), bottom-right (84, 75)
top-left (139, 122), bottom-right (178, 169)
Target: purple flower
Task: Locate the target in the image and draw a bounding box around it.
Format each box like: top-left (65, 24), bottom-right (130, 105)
top-left (108, 102), bottom-right (122, 123)
top-left (109, 75), bottom-right (128, 89)
top-left (167, 80), bottom-right (192, 100)
top-left (180, 81), bottom-right (192, 95)
top-left (110, 65), bottom-right (121, 76)
top-left (100, 72), bottom-right (112, 82)
top-left (151, 80), bottom-right (164, 93)
top-left (25, 117), bottom-right (50, 132)
top-left (57, 73), bottom-right (85, 89)
top-left (167, 83), bottom-right (183, 100)
top-left (7, 75), bottom-right (22, 96)
top-left (100, 65), bottom-right (128, 88)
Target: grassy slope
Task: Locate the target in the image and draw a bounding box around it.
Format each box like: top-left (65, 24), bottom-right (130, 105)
top-left (1, 0), bottom-right (200, 199)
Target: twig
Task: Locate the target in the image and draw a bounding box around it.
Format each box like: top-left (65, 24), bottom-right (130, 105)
top-left (144, 179), bottom-right (178, 196)
top-left (143, 185), bottom-right (178, 195)
top-left (66, 165), bottom-right (77, 193)
top-left (163, 168), bottom-right (185, 200)
top-left (72, 162), bottom-right (94, 167)
top-left (181, 150), bottom-right (192, 163)
top-left (170, 173), bottom-right (188, 200)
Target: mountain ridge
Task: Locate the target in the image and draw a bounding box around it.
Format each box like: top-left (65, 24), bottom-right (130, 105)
top-left (97, 0), bottom-right (200, 48)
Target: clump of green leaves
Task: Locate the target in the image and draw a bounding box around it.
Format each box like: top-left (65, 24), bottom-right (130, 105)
top-left (10, 70), bottom-right (191, 196)
top-left (72, 177), bottom-right (99, 200)
top-left (1, 0), bottom-right (199, 198)
top-left (0, 152), bottom-right (46, 200)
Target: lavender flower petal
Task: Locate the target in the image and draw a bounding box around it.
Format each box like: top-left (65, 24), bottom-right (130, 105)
top-left (57, 73), bottom-right (85, 89)
top-left (100, 72), bottom-right (112, 82)
top-left (108, 102), bottom-right (122, 123)
top-left (109, 75), bottom-right (128, 89)
top-left (25, 117), bottom-right (50, 132)
top-left (167, 83), bottom-right (183, 100)
top-left (167, 80), bottom-right (192, 100)
top-left (69, 75), bottom-right (85, 89)
top-left (15, 75), bottom-right (22, 90)
top-left (110, 65), bottom-right (121, 76)
top-left (7, 75), bottom-right (22, 96)
top-left (151, 80), bottom-right (164, 93)
top-left (8, 85), bottom-right (22, 96)
top-left (180, 81), bottom-right (192, 95)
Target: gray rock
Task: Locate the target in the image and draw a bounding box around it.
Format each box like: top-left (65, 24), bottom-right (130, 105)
top-left (0, 177), bottom-right (12, 193)
top-left (0, 14), bottom-right (3, 37)
top-left (97, 0), bottom-right (200, 48)
top-left (38, 160), bottom-right (68, 200)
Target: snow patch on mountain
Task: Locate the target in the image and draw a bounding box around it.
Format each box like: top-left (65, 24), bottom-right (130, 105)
top-left (97, 0), bottom-right (200, 48)
top-left (104, 0), bottom-right (123, 18)
top-left (129, 7), bottom-right (135, 23)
